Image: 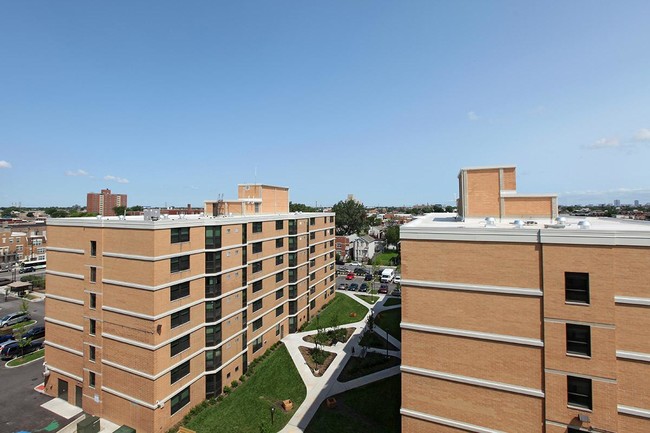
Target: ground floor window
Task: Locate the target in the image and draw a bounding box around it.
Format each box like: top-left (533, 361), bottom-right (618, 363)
top-left (170, 386), bottom-right (190, 414)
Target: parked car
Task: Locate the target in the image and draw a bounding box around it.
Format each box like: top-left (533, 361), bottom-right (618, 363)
top-left (0, 340), bottom-right (40, 360)
top-left (0, 334), bottom-right (14, 344)
top-left (354, 267), bottom-right (367, 276)
top-left (391, 289), bottom-right (401, 297)
top-left (345, 272), bottom-right (355, 280)
top-left (349, 283), bottom-right (359, 292)
top-left (359, 283), bottom-right (369, 292)
top-left (364, 273), bottom-right (373, 281)
top-left (338, 283), bottom-right (347, 290)
top-left (0, 312), bottom-right (30, 328)
top-left (378, 284), bottom-right (389, 294)
top-left (394, 275), bottom-right (401, 284)
top-left (22, 326), bottom-right (45, 341)
top-left (19, 267), bottom-right (35, 274)
top-left (349, 262), bottom-right (362, 267)
top-left (0, 339), bottom-right (16, 351)
top-left (335, 260), bottom-right (345, 266)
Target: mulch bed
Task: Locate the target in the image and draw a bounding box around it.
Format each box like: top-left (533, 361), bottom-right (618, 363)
top-left (299, 346), bottom-right (337, 377)
top-left (302, 327), bottom-right (355, 346)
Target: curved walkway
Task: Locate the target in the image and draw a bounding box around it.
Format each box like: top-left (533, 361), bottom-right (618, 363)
top-left (280, 291), bottom-right (402, 432)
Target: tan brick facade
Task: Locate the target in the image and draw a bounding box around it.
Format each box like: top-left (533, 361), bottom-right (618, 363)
top-left (45, 187), bottom-right (335, 432)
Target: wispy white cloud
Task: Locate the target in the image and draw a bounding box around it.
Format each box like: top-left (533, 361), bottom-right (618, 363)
top-left (584, 137), bottom-right (621, 149)
top-left (65, 169), bottom-right (89, 176)
top-left (633, 128), bottom-right (650, 142)
top-left (104, 175), bottom-right (129, 184)
top-left (467, 111), bottom-right (479, 121)
top-left (0, 160), bottom-right (12, 169)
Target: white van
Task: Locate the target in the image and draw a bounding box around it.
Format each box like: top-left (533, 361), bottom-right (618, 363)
top-left (380, 268), bottom-right (395, 283)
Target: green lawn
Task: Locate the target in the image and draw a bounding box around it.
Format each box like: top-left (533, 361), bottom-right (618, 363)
top-left (338, 353), bottom-right (401, 382)
top-left (383, 297), bottom-right (401, 307)
top-left (185, 345), bottom-right (306, 433)
top-left (302, 294), bottom-right (368, 332)
top-left (371, 252), bottom-right (398, 266)
top-left (375, 308), bottom-right (401, 341)
top-left (305, 375), bottom-right (401, 433)
top-left (355, 294), bottom-right (378, 304)
top-left (6, 348), bottom-right (44, 367)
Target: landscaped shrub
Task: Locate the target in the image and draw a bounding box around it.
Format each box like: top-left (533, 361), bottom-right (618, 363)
top-left (223, 386), bottom-right (232, 394)
top-left (231, 380), bottom-right (239, 388)
top-left (239, 375), bottom-right (246, 382)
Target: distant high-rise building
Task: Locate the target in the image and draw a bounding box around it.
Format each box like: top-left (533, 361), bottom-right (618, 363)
top-left (86, 189), bottom-right (127, 216)
top-left (614, 199), bottom-right (621, 207)
top-left (634, 200), bottom-right (640, 207)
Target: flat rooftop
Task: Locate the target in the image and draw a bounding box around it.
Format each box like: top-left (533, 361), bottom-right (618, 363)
top-left (404, 213), bottom-right (650, 233)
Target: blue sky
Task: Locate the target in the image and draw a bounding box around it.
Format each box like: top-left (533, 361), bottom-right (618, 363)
top-left (1, 1), bottom-right (650, 208)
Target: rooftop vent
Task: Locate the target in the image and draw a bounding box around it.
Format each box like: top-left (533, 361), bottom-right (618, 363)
top-left (144, 208), bottom-right (161, 222)
top-left (485, 217), bottom-right (496, 227)
top-left (578, 220), bottom-right (591, 230)
top-left (556, 217), bottom-right (567, 224)
top-left (513, 220), bottom-right (525, 228)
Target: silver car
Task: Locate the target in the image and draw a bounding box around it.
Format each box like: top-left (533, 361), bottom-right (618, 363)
top-left (0, 312), bottom-right (30, 328)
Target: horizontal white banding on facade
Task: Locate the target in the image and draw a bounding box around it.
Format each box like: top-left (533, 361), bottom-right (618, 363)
top-left (103, 348), bottom-right (247, 409)
top-left (615, 296), bottom-right (650, 306)
top-left (46, 293), bottom-right (84, 305)
top-left (544, 368), bottom-right (616, 383)
top-left (618, 404), bottom-right (650, 419)
top-left (47, 365), bottom-right (83, 383)
top-left (46, 317), bottom-right (84, 331)
top-left (103, 248), bottom-right (205, 262)
top-left (45, 340), bottom-right (84, 356)
top-left (102, 306), bottom-right (246, 350)
top-left (401, 322), bottom-right (544, 347)
top-left (401, 365), bottom-right (544, 398)
top-left (103, 264), bottom-right (246, 291)
top-left (46, 246), bottom-right (85, 254)
top-left (46, 270), bottom-right (85, 280)
top-left (102, 328), bottom-right (247, 380)
top-left (400, 408), bottom-right (507, 433)
top-left (402, 279), bottom-right (542, 297)
top-left (617, 350), bottom-right (650, 363)
top-left (544, 317), bottom-right (615, 329)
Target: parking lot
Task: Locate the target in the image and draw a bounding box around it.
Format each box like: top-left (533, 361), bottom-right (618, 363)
top-left (0, 295), bottom-right (68, 433)
top-left (335, 265), bottom-right (401, 295)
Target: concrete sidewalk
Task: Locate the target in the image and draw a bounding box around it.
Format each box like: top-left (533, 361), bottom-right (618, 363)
top-left (279, 290), bottom-right (402, 432)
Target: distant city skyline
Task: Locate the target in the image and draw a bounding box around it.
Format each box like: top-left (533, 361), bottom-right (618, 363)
top-left (2, 2), bottom-right (650, 207)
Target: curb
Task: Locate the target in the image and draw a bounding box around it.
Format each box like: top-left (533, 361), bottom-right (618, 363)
top-left (5, 351), bottom-right (45, 368)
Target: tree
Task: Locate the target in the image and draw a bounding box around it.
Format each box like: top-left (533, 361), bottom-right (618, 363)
top-left (128, 205), bottom-right (144, 212)
top-left (289, 202), bottom-right (317, 212)
top-left (44, 207), bottom-right (68, 218)
top-left (332, 199), bottom-right (367, 235)
top-left (26, 212), bottom-right (34, 218)
top-left (113, 206), bottom-right (127, 216)
top-left (385, 225), bottom-right (400, 247)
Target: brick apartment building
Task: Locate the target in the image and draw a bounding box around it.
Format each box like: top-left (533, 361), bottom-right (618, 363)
top-left (400, 165), bottom-right (650, 433)
top-left (0, 221), bottom-right (47, 269)
top-left (87, 189), bottom-right (128, 216)
top-left (45, 184), bottom-right (336, 432)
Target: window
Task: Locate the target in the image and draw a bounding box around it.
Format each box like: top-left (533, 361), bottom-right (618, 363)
top-left (89, 371), bottom-right (96, 388)
top-left (276, 220), bottom-right (284, 230)
top-left (171, 282), bottom-right (190, 301)
top-left (310, 299), bottom-right (316, 309)
top-left (171, 255), bottom-right (190, 273)
top-left (252, 299), bottom-right (263, 312)
top-left (252, 261), bottom-right (262, 273)
top-left (252, 336), bottom-right (263, 352)
top-left (171, 335), bottom-right (190, 356)
top-left (276, 288), bottom-right (284, 299)
top-left (275, 271), bottom-right (284, 282)
top-left (205, 324), bottom-right (222, 346)
top-left (276, 255), bottom-right (284, 265)
top-left (329, 240), bottom-right (334, 247)
top-left (89, 345), bottom-right (96, 362)
top-left (170, 387), bottom-right (190, 414)
top-left (310, 245), bottom-right (315, 254)
top-left (310, 232), bottom-right (316, 240)
top-left (205, 276), bottom-right (221, 298)
top-left (252, 318), bottom-right (263, 331)
top-left (310, 218), bottom-right (315, 226)
top-left (276, 238), bottom-right (284, 248)
top-left (171, 227), bottom-right (190, 243)
top-left (310, 272), bottom-right (315, 281)
top-left (89, 293), bottom-right (96, 309)
top-left (252, 222), bottom-right (263, 233)
top-left (170, 361), bottom-right (190, 384)
top-left (275, 305), bottom-right (284, 317)
top-left (252, 242), bottom-right (263, 254)
top-left (565, 272), bottom-right (589, 304)
top-left (171, 308), bottom-right (191, 328)
top-left (567, 376), bottom-right (592, 409)
top-left (252, 280), bottom-right (263, 293)
top-left (37, 247), bottom-right (46, 254)
top-left (90, 267), bottom-right (96, 283)
top-left (276, 324), bottom-right (281, 336)
top-left (329, 216), bottom-right (334, 223)
top-left (310, 259), bottom-right (315, 267)
top-left (90, 241), bottom-right (97, 257)
top-left (205, 226), bottom-right (222, 249)
top-left (566, 324), bottom-right (591, 356)
top-left (89, 319), bottom-right (96, 335)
